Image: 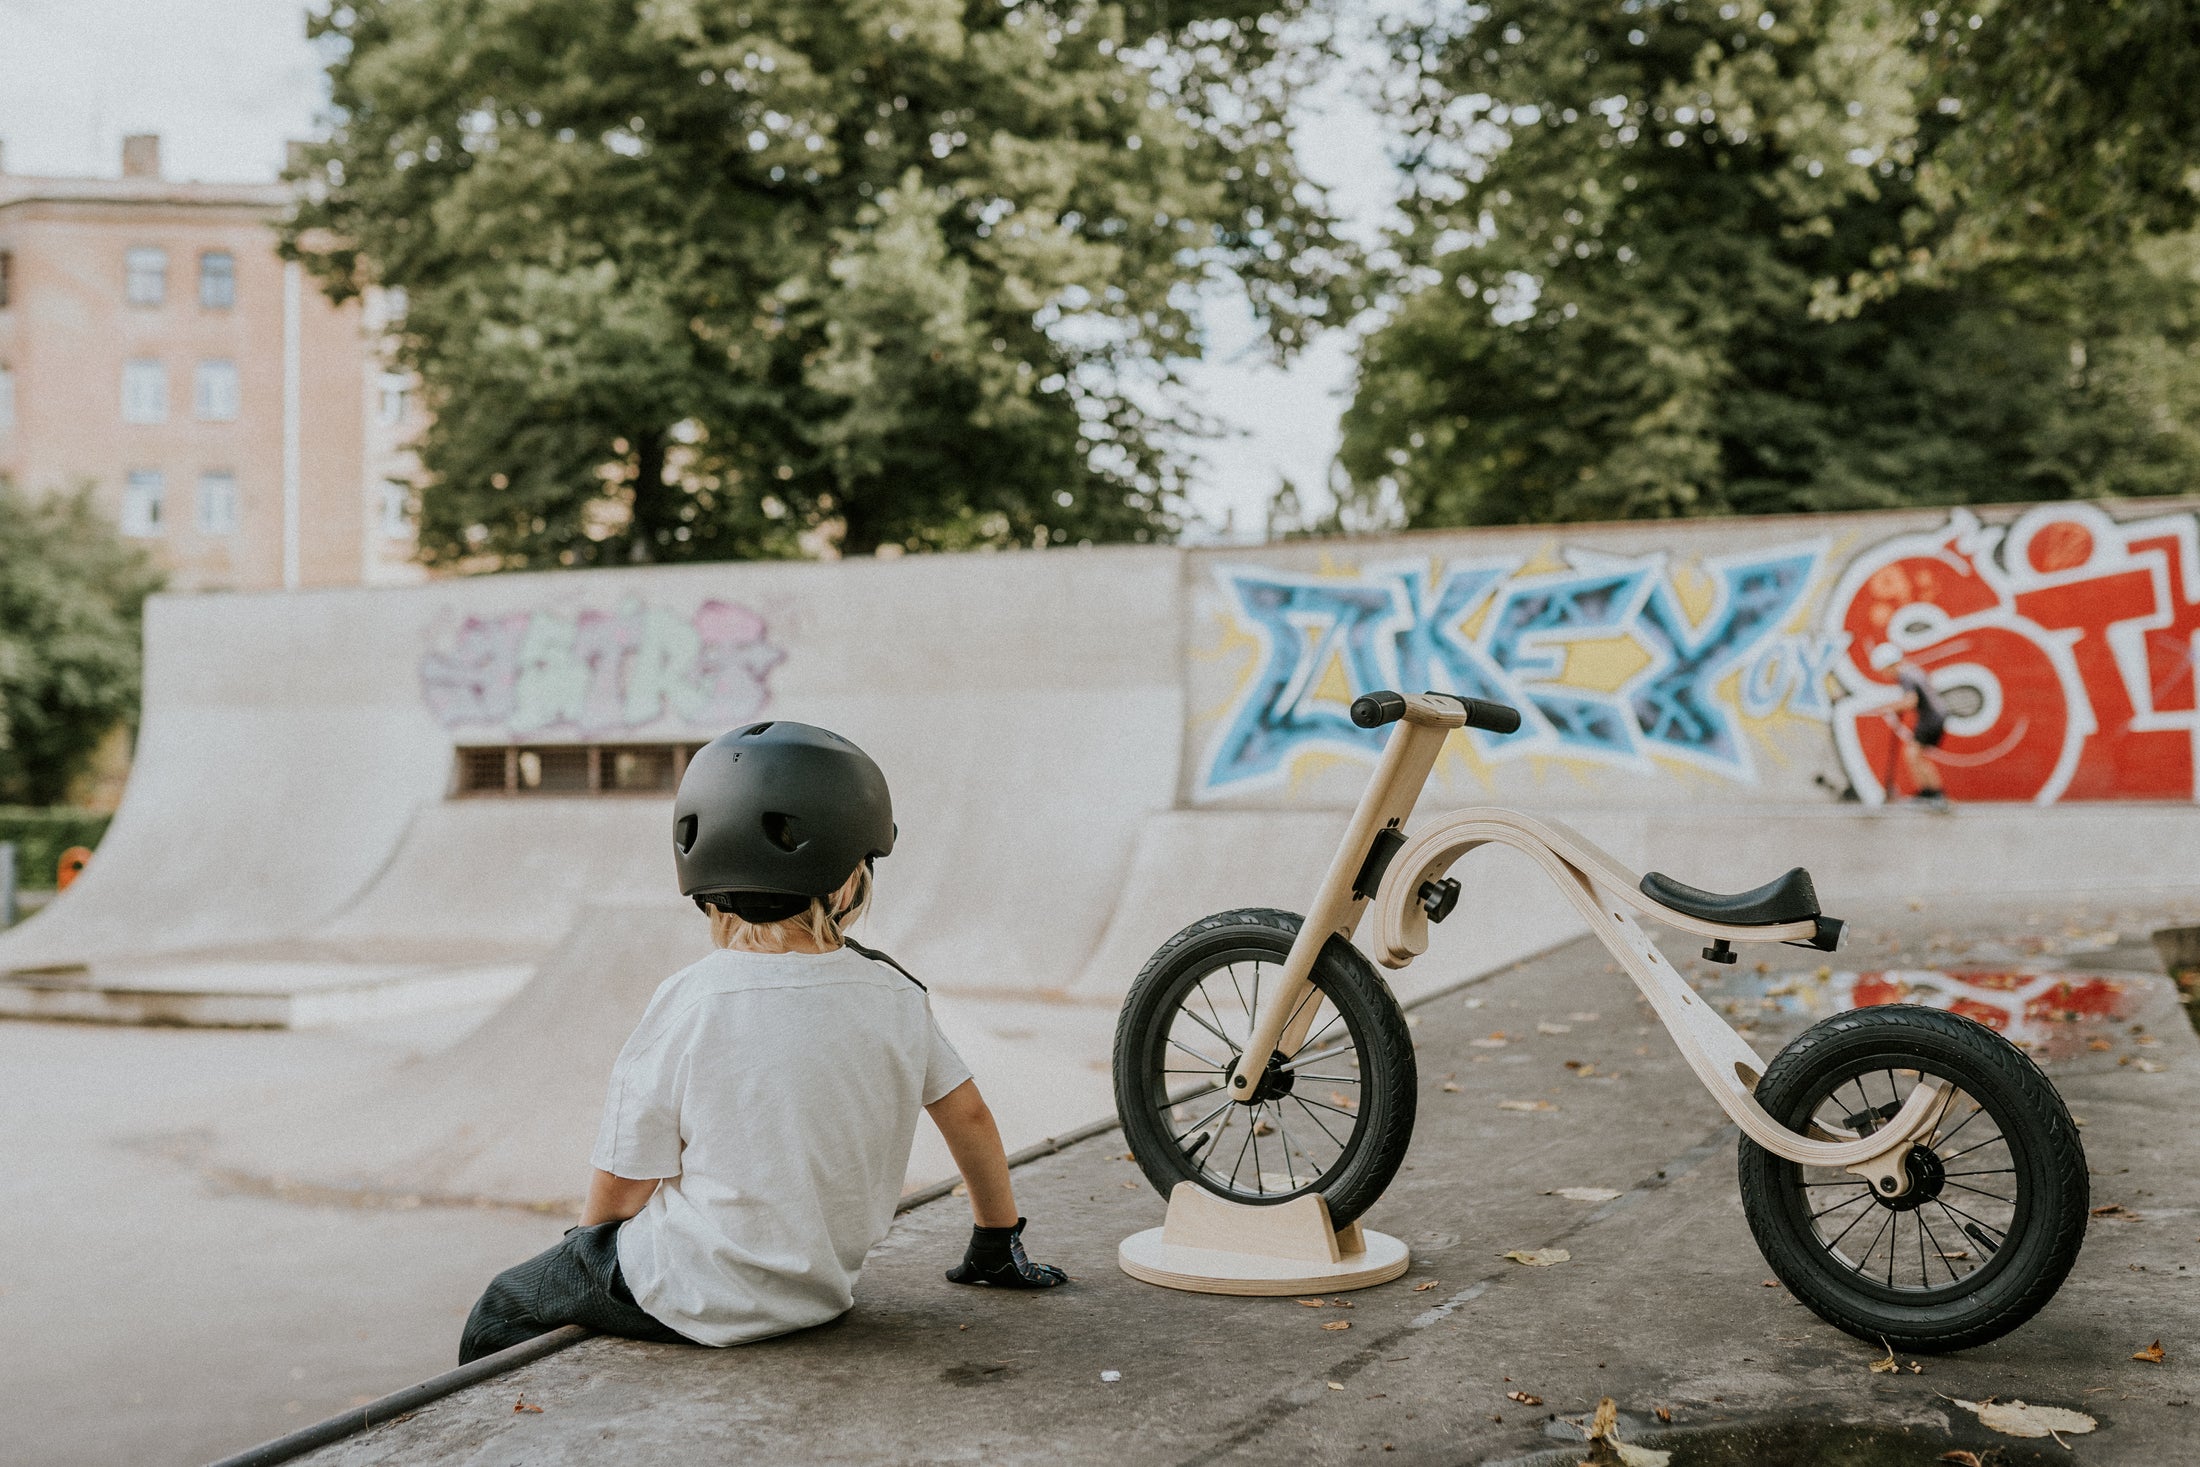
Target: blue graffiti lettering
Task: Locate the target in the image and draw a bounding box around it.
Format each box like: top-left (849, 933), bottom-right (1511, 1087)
top-left (1630, 549), bottom-right (1819, 775)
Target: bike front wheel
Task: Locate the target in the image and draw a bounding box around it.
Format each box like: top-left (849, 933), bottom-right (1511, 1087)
top-left (1112, 907), bottom-right (1416, 1228)
top-left (1737, 1005), bottom-right (2088, 1352)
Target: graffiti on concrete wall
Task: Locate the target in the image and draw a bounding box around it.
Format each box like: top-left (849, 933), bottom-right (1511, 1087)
top-left (1201, 543), bottom-right (1841, 796)
top-left (1198, 501), bottom-right (2200, 804)
top-left (421, 599), bottom-right (783, 736)
top-left (1830, 503), bottom-right (2200, 804)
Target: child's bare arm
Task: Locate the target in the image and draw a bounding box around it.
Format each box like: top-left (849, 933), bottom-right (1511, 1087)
top-left (924, 1080), bottom-right (1018, 1227)
top-left (925, 1080), bottom-right (1068, 1289)
top-left (580, 1169), bottom-right (661, 1227)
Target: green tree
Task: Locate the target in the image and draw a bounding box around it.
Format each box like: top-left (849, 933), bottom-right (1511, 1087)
top-left (0, 483), bottom-right (162, 805)
top-left (1339, 0), bottom-right (2200, 528)
top-left (291, 0), bottom-right (1346, 566)
top-left (1919, 0), bottom-right (2200, 267)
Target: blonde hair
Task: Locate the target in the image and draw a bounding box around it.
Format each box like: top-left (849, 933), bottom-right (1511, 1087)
top-left (708, 863), bottom-right (873, 954)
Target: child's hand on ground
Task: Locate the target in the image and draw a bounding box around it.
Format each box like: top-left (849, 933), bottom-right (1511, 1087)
top-left (946, 1217), bottom-right (1068, 1288)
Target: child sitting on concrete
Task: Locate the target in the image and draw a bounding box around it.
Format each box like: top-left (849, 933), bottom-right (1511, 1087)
top-left (460, 721), bottom-right (1065, 1363)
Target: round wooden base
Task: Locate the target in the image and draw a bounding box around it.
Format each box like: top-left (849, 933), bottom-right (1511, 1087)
top-left (1116, 1227), bottom-right (1411, 1296)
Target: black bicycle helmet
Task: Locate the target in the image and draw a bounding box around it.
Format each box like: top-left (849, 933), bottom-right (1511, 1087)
top-left (673, 721), bottom-right (895, 921)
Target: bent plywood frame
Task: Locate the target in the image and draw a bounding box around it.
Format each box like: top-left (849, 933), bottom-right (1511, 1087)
top-left (1369, 805), bottom-right (1944, 1179)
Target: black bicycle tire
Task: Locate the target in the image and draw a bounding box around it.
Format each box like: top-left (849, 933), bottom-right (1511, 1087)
top-left (1737, 1005), bottom-right (2087, 1353)
top-left (1111, 907), bottom-right (1416, 1228)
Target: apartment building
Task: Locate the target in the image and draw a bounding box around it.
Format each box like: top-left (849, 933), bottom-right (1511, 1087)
top-left (0, 135), bottom-right (422, 591)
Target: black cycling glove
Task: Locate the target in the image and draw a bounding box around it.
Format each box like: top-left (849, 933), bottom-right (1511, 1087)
top-left (946, 1217), bottom-right (1067, 1288)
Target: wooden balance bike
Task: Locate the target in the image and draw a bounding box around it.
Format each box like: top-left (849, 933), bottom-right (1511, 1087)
top-left (1113, 691), bottom-right (2087, 1352)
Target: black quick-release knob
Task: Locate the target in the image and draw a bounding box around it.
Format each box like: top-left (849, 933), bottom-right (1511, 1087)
top-left (1419, 878), bottom-right (1461, 924)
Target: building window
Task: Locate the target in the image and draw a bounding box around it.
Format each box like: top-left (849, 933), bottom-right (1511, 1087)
top-left (0, 367), bottom-right (13, 434)
top-left (453, 743), bottom-right (702, 797)
top-left (121, 359), bottom-right (168, 423)
top-left (121, 470), bottom-right (165, 537)
top-left (0, 251), bottom-right (13, 309)
top-left (125, 247), bottom-right (167, 306)
top-left (199, 251), bottom-right (236, 309)
top-left (379, 480), bottom-right (412, 539)
top-left (377, 371), bottom-right (410, 426)
top-left (193, 360), bottom-right (239, 421)
top-left (197, 472), bottom-right (239, 535)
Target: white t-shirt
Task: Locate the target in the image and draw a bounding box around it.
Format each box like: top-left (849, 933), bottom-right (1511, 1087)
top-left (591, 945), bottom-right (972, 1346)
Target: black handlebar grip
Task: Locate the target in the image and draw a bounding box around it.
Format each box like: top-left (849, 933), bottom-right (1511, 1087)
top-left (1456, 696), bottom-right (1523, 734)
top-left (1350, 690), bottom-right (1408, 728)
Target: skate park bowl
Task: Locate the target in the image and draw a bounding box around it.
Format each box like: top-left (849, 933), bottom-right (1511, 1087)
top-left (6, 495), bottom-right (2200, 1207)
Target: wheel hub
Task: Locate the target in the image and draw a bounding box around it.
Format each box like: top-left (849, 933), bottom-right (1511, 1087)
top-left (1874, 1144), bottom-right (1946, 1212)
top-left (1226, 1051), bottom-right (1298, 1104)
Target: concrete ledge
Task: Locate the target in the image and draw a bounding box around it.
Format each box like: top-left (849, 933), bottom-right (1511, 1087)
top-left (0, 960), bottom-right (531, 1028)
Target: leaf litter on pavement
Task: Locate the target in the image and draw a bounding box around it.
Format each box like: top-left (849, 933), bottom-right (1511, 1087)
top-left (1948, 1397), bottom-right (2097, 1445)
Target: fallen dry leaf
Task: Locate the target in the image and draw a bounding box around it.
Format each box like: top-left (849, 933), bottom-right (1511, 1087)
top-left (1546, 1187), bottom-right (1622, 1203)
top-left (1506, 1390), bottom-right (1542, 1405)
top-left (1499, 1247), bottom-right (1570, 1267)
top-left (1869, 1343), bottom-right (1900, 1374)
top-left (1412, 1280), bottom-right (1439, 1291)
top-left (1295, 1298), bottom-right (1326, 1307)
top-left (2091, 1203), bottom-right (2132, 1218)
top-left (1952, 1398), bottom-right (2098, 1443)
top-left (1322, 1320), bottom-right (1351, 1331)
top-left (2088, 1037), bottom-right (2114, 1051)
top-left (1326, 1381), bottom-right (1344, 1391)
top-left (513, 1396), bottom-right (543, 1414)
top-left (1440, 1082), bottom-right (1462, 1093)
top-left (2135, 1340), bottom-right (2168, 1364)
top-left (2134, 1059), bottom-right (2166, 1073)
top-left (1580, 1396), bottom-right (1670, 1467)
top-left (1499, 1099), bottom-right (1556, 1112)
top-left (1537, 1022), bottom-right (1571, 1035)
top-left (1938, 1453), bottom-right (1983, 1467)
top-left (1654, 1406), bottom-right (1672, 1424)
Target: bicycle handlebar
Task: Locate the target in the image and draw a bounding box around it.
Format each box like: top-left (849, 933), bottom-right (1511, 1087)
top-left (1349, 689), bottom-right (1523, 735)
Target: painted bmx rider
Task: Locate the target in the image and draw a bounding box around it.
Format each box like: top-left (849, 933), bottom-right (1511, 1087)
top-left (460, 721), bottom-right (1065, 1364)
top-left (1870, 644), bottom-right (1951, 811)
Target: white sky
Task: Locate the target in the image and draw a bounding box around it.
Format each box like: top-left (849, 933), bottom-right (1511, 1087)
top-left (0, 0), bottom-right (1400, 540)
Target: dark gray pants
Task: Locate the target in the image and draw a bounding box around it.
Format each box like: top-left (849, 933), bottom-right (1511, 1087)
top-left (460, 1219), bottom-right (690, 1364)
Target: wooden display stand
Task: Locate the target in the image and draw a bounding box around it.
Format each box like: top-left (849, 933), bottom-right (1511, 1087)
top-left (1118, 1182), bottom-right (1410, 1296)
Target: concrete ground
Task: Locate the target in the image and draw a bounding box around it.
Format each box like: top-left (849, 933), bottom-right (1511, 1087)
top-left (0, 1000), bottom-right (561, 1467)
top-left (278, 889), bottom-right (2200, 1466)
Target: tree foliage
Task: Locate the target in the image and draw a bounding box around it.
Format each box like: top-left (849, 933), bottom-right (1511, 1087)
top-left (1339, 0), bottom-right (2200, 528)
top-left (291, 0), bottom-right (1346, 565)
top-left (1920, 0), bottom-right (2200, 265)
top-left (0, 483), bottom-right (161, 806)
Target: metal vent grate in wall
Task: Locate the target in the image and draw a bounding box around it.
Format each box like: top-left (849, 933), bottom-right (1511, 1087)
top-left (453, 743), bottom-right (704, 797)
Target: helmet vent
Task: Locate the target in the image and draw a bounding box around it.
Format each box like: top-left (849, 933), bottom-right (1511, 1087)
top-left (761, 812), bottom-right (806, 853)
top-left (741, 722), bottom-right (775, 737)
top-left (675, 814), bottom-right (699, 853)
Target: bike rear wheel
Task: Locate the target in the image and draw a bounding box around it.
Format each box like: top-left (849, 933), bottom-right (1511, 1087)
top-left (1112, 908), bottom-right (1416, 1228)
top-left (1738, 1005), bottom-right (2087, 1352)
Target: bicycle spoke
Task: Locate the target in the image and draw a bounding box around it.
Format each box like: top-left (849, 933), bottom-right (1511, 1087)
top-left (1200, 981), bottom-right (1237, 1049)
top-left (1275, 1105), bottom-right (1300, 1191)
top-left (1933, 1196), bottom-right (2008, 1239)
top-left (1280, 1048), bottom-right (1357, 1075)
top-left (1172, 1095), bottom-right (1235, 1145)
top-left (1944, 1180), bottom-right (2016, 1205)
top-left (1289, 1093), bottom-right (1348, 1150)
top-left (1822, 1198), bottom-right (1878, 1254)
top-left (1941, 1168), bottom-right (2015, 1178)
top-left (1293, 1095), bottom-right (1361, 1121)
top-left (1167, 1036), bottom-right (1230, 1070)
top-left (1249, 1116), bottom-right (1265, 1194)
top-left (1177, 1004), bottom-right (1240, 1054)
top-left (1932, 1104), bottom-right (1989, 1154)
top-left (1810, 1189), bottom-right (1874, 1221)
top-left (1915, 1206), bottom-right (1963, 1286)
top-left (1937, 1131), bottom-right (2009, 1167)
top-left (1225, 963), bottom-right (1252, 1025)
top-left (1226, 1119), bottom-right (1255, 1190)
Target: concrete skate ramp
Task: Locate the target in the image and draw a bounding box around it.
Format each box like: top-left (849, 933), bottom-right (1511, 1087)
top-left (0, 547), bottom-right (1183, 995)
top-left (220, 901), bottom-right (709, 1205)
